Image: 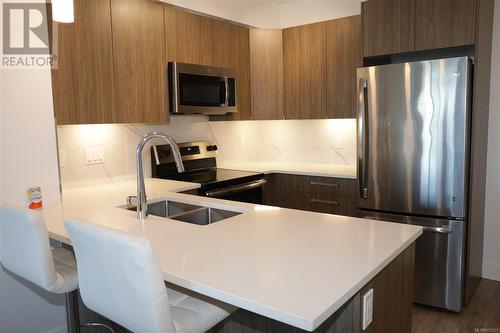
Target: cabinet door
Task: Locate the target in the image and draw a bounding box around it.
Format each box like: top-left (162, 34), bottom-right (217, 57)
top-left (362, 0), bottom-right (415, 57)
top-left (250, 29), bottom-right (284, 120)
top-left (326, 15), bottom-right (362, 119)
top-left (414, 0), bottom-right (476, 51)
top-left (164, 5), bottom-right (203, 64)
top-left (51, 0), bottom-right (115, 124)
top-left (111, 0), bottom-right (167, 123)
top-left (233, 26), bottom-right (252, 121)
top-left (283, 22), bottom-right (327, 119)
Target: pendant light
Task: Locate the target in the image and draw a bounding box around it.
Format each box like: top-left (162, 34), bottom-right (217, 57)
top-left (52, 0), bottom-right (74, 23)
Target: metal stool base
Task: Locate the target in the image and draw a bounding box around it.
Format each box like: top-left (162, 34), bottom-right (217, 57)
top-left (66, 291), bottom-right (115, 333)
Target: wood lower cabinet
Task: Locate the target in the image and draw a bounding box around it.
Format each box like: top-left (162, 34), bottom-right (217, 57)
top-left (264, 173), bottom-right (359, 217)
top-left (51, 0), bottom-right (116, 124)
top-left (207, 243), bottom-right (415, 333)
top-left (283, 22), bottom-right (327, 119)
top-left (359, 244), bottom-right (415, 333)
top-left (362, 0), bottom-right (415, 57)
top-left (414, 0), bottom-right (476, 51)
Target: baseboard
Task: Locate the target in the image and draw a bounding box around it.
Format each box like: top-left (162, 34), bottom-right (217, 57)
top-left (482, 260), bottom-right (500, 281)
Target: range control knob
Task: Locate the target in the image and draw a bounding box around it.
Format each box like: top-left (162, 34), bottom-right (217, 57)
top-left (207, 145), bottom-right (214, 152)
top-left (212, 145), bottom-right (218, 151)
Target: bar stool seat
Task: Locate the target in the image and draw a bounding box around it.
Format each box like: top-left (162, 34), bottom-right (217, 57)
top-left (65, 219), bottom-right (234, 333)
top-left (166, 287), bottom-right (233, 332)
top-left (0, 203), bottom-right (113, 333)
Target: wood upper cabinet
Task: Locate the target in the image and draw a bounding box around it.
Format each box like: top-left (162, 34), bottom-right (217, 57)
top-left (362, 0), bottom-right (415, 57)
top-left (249, 29), bottom-right (284, 120)
top-left (233, 27), bottom-right (252, 121)
top-left (111, 0), bottom-right (167, 123)
top-left (283, 22), bottom-right (327, 119)
top-left (414, 0), bottom-right (476, 51)
top-left (164, 5), bottom-right (251, 121)
top-left (51, 0), bottom-right (115, 124)
top-left (164, 6), bottom-right (203, 64)
top-left (326, 15), bottom-right (362, 119)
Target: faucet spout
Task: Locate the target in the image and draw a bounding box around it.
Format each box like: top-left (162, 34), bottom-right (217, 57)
top-left (135, 132), bottom-right (184, 220)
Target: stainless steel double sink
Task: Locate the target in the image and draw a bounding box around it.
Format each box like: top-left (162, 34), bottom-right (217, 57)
top-left (126, 200), bottom-right (242, 226)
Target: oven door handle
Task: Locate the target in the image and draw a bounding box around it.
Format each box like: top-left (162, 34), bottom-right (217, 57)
top-left (205, 179), bottom-right (267, 198)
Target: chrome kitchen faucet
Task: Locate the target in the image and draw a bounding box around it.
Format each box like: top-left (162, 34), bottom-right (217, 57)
top-left (132, 132), bottom-right (185, 220)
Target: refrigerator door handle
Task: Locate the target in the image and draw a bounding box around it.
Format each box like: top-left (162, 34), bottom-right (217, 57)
top-left (419, 226), bottom-right (453, 234)
top-left (357, 77), bottom-right (369, 199)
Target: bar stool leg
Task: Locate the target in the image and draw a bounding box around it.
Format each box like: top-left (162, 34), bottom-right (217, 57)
top-left (65, 290), bottom-right (80, 333)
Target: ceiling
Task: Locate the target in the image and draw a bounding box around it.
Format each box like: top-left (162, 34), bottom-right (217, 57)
top-left (159, 0), bottom-right (363, 29)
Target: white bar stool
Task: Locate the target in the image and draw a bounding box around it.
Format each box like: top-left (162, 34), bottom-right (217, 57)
top-left (65, 219), bottom-right (234, 333)
top-left (0, 204), bottom-right (114, 333)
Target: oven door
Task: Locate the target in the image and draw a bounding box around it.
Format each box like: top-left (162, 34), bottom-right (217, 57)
top-left (204, 179), bottom-right (266, 204)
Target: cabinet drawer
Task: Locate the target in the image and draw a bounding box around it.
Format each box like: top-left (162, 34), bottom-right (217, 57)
top-left (273, 173), bottom-right (310, 192)
top-left (309, 193), bottom-right (346, 215)
top-left (308, 176), bottom-right (357, 197)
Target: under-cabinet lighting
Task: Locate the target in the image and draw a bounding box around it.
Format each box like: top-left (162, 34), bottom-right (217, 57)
top-left (52, 0), bottom-right (74, 23)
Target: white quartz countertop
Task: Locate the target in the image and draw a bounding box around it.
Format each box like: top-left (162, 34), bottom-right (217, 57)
top-left (218, 161), bottom-right (357, 179)
top-left (42, 178), bottom-right (421, 331)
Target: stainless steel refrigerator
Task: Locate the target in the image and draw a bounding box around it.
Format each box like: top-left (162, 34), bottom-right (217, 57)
top-left (356, 57), bottom-right (472, 312)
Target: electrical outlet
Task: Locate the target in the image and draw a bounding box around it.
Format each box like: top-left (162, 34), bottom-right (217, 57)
top-left (362, 289), bottom-right (373, 330)
top-left (85, 147), bottom-right (105, 165)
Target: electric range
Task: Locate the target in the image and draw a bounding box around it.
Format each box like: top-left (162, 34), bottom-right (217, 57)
top-left (151, 141), bottom-right (266, 204)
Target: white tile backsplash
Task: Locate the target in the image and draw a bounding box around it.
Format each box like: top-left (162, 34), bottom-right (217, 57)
top-left (58, 116), bottom-right (356, 189)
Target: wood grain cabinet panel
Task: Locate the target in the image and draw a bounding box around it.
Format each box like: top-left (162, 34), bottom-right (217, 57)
top-left (233, 27), bottom-right (252, 121)
top-left (164, 5), bottom-right (251, 121)
top-left (111, 0), bottom-right (167, 123)
top-left (326, 15), bottom-right (362, 119)
top-left (360, 244), bottom-right (415, 333)
top-left (264, 173), bottom-right (359, 217)
top-left (414, 0), bottom-right (476, 51)
top-left (51, 0), bottom-right (115, 125)
top-left (164, 5), bottom-right (203, 64)
top-left (283, 22), bottom-right (327, 119)
top-left (362, 0), bottom-right (415, 57)
top-left (308, 176), bottom-right (357, 197)
top-left (249, 29), bottom-right (284, 120)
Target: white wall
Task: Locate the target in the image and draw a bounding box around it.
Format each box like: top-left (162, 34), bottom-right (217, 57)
top-left (160, 0), bottom-right (362, 28)
top-left (0, 70), bottom-right (67, 333)
top-left (0, 1), bottom-right (67, 331)
top-left (482, 0), bottom-right (500, 281)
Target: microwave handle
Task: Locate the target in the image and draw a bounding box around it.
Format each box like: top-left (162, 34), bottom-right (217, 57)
top-left (224, 77), bottom-right (229, 107)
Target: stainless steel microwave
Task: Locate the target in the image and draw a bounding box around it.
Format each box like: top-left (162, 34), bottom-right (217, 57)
top-left (168, 62), bottom-right (237, 115)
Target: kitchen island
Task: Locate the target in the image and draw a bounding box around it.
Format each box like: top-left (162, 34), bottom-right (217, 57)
top-left (41, 179), bottom-right (422, 332)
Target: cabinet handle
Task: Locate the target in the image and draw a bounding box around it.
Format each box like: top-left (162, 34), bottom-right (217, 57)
top-left (310, 182), bottom-right (340, 188)
top-left (310, 198), bottom-right (339, 205)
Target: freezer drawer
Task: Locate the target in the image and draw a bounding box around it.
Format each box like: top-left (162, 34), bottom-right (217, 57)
top-left (360, 210), bottom-right (466, 311)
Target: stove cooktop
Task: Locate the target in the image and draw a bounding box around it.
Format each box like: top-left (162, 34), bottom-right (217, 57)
top-left (160, 168), bottom-right (264, 187)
